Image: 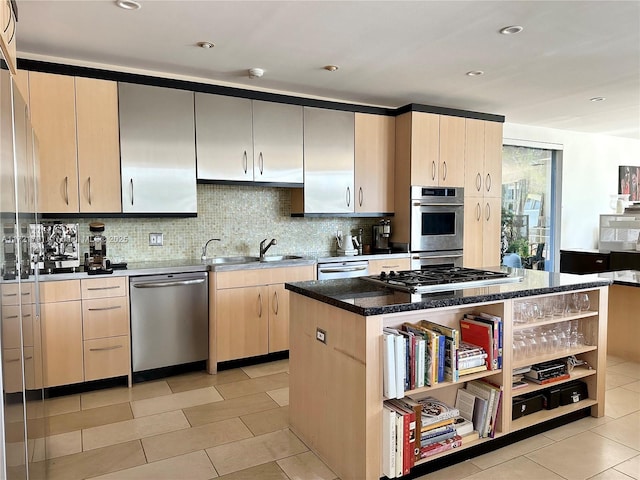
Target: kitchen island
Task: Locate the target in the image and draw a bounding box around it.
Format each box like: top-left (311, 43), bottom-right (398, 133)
top-left (599, 270), bottom-right (640, 362)
top-left (285, 268), bottom-right (611, 480)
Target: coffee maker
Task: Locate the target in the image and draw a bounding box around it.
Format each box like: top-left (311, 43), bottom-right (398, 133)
top-left (372, 219), bottom-right (392, 254)
top-left (2, 223), bottom-right (17, 280)
top-left (84, 222), bottom-right (113, 275)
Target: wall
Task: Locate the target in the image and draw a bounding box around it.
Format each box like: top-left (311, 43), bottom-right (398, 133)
top-left (57, 184), bottom-right (381, 264)
top-left (503, 123), bottom-right (640, 250)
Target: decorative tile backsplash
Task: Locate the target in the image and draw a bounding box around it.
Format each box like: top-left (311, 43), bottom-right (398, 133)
top-left (59, 184), bottom-right (383, 263)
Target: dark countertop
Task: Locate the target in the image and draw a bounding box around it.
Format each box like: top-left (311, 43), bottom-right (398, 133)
top-left (561, 248), bottom-right (640, 255)
top-left (285, 268), bottom-right (612, 316)
top-left (598, 270), bottom-right (640, 288)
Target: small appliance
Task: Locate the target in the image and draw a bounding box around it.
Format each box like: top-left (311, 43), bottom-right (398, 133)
top-left (372, 219), bottom-right (392, 254)
top-left (2, 223), bottom-right (17, 280)
top-left (84, 222), bottom-right (113, 275)
top-left (34, 222), bottom-right (80, 273)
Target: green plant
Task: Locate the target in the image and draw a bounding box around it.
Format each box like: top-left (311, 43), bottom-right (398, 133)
top-left (507, 238), bottom-right (530, 258)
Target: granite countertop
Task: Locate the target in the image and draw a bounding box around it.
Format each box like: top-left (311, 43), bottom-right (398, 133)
top-left (598, 270), bottom-right (640, 287)
top-left (285, 268), bottom-right (613, 316)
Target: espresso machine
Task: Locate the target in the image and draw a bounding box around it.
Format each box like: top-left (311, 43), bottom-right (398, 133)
top-left (2, 223), bottom-right (17, 280)
top-left (372, 219), bottom-right (392, 254)
top-left (84, 222), bottom-right (113, 275)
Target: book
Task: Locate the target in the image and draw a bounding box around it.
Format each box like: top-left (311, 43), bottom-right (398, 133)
top-left (382, 404), bottom-right (397, 478)
top-left (460, 316), bottom-right (495, 370)
top-left (420, 423), bottom-right (456, 441)
top-left (436, 331), bottom-right (446, 383)
top-left (464, 381), bottom-right (493, 437)
top-left (388, 397), bottom-right (422, 464)
top-left (382, 333), bottom-right (397, 399)
top-left (407, 393), bottom-right (460, 427)
top-left (479, 312), bottom-right (503, 369)
top-left (526, 373), bottom-right (571, 385)
top-left (419, 435), bottom-right (463, 459)
top-left (418, 320), bottom-right (460, 382)
top-left (455, 388), bottom-right (476, 422)
top-left (419, 417), bottom-right (456, 433)
top-left (458, 341), bottom-right (487, 358)
top-left (420, 429), bottom-right (457, 447)
top-left (468, 379), bottom-right (503, 438)
top-left (384, 328), bottom-right (406, 397)
top-left (453, 416), bottom-right (475, 437)
top-left (385, 400), bottom-right (415, 475)
top-left (403, 322), bottom-right (438, 386)
top-left (416, 337), bottom-right (426, 389)
top-left (394, 410), bottom-right (403, 478)
top-left (459, 364), bottom-right (488, 376)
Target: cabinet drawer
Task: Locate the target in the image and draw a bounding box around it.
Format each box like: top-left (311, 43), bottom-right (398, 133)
top-left (84, 336), bottom-right (129, 381)
top-left (216, 265), bottom-right (315, 289)
top-left (368, 258), bottom-right (411, 275)
top-left (82, 296), bottom-right (130, 340)
top-left (1, 283), bottom-right (34, 305)
top-left (2, 304), bottom-right (34, 348)
top-left (40, 280), bottom-right (81, 303)
top-left (2, 348), bottom-right (24, 393)
top-left (81, 277), bottom-right (127, 299)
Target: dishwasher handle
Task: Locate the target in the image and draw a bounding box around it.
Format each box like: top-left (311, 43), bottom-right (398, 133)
top-left (132, 278), bottom-right (206, 289)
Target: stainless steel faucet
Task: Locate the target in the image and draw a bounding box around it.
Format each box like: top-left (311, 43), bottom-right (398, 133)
top-left (201, 238), bottom-right (221, 261)
top-left (260, 238), bottom-right (277, 261)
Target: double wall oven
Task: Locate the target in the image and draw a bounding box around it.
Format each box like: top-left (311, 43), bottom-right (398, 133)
top-left (410, 186), bottom-right (464, 270)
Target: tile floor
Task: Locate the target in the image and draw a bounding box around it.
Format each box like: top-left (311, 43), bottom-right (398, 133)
top-left (25, 356), bottom-right (640, 480)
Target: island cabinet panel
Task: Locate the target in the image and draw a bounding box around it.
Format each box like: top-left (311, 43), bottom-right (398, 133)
top-left (607, 284), bottom-right (640, 362)
top-left (288, 283), bottom-right (608, 480)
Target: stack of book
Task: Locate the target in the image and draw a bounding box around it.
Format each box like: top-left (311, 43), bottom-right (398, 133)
top-left (456, 379), bottom-right (503, 438)
top-left (460, 312), bottom-right (503, 372)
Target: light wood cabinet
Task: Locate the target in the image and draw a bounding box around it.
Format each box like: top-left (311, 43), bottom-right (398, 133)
top-left (75, 77), bottom-right (122, 212)
top-left (368, 257), bottom-right (411, 276)
top-left (27, 72), bottom-right (121, 214)
top-left (354, 113), bottom-right (395, 214)
top-left (210, 265), bottom-right (315, 367)
top-left (463, 119), bottom-right (503, 268)
top-left (0, 0), bottom-right (17, 75)
top-left (38, 277), bottom-right (131, 388)
top-left (289, 285), bottom-right (608, 480)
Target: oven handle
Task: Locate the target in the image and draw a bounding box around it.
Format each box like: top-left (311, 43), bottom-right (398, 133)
top-left (412, 202), bottom-right (464, 207)
top-left (412, 253), bottom-right (464, 260)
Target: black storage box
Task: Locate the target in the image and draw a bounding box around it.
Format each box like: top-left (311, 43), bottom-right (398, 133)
top-left (512, 393), bottom-right (545, 420)
top-left (543, 385), bottom-right (562, 410)
top-left (559, 380), bottom-right (588, 406)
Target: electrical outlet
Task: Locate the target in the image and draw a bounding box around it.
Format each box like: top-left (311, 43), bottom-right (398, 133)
top-left (149, 233), bottom-right (163, 246)
top-left (316, 328), bottom-right (326, 344)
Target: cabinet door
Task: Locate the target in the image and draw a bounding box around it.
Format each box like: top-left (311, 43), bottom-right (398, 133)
top-left (439, 115), bottom-right (465, 187)
top-left (463, 198), bottom-right (484, 268)
top-left (195, 93), bottom-right (254, 181)
top-left (354, 113), bottom-right (395, 213)
top-left (464, 118), bottom-right (485, 197)
top-left (483, 121), bottom-right (503, 198)
top-left (119, 83), bottom-right (197, 214)
top-left (216, 286), bottom-right (269, 361)
top-left (252, 101), bottom-right (303, 184)
top-left (410, 112), bottom-right (439, 186)
top-left (0, 0), bottom-right (16, 74)
top-left (29, 72), bottom-right (79, 213)
top-left (76, 77), bottom-right (121, 213)
top-left (483, 197), bottom-right (502, 266)
top-left (268, 284), bottom-right (289, 353)
top-left (303, 107), bottom-right (354, 213)
top-left (40, 300), bottom-right (83, 387)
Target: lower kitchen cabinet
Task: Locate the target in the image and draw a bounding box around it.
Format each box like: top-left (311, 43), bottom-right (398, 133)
top-left (40, 298), bottom-right (84, 387)
top-left (84, 335), bottom-right (130, 381)
top-left (211, 265), bottom-right (315, 366)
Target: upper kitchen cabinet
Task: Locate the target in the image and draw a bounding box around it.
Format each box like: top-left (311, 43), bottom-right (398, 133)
top-left (0, 0), bottom-right (17, 74)
top-left (119, 82), bottom-right (197, 214)
top-left (251, 100), bottom-right (303, 184)
top-left (292, 107), bottom-right (354, 214)
top-left (395, 111), bottom-right (464, 189)
top-left (464, 118), bottom-right (503, 198)
top-left (28, 72), bottom-right (121, 214)
top-left (75, 77), bottom-right (122, 213)
top-left (195, 94), bottom-right (303, 185)
top-left (29, 72), bottom-right (79, 213)
top-left (354, 113), bottom-right (395, 214)
top-left (195, 94), bottom-right (254, 182)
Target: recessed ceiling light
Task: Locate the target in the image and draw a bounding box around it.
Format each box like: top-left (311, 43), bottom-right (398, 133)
top-left (466, 70), bottom-right (484, 77)
top-left (115, 0), bottom-right (141, 10)
top-left (499, 25), bottom-right (523, 35)
top-left (323, 65), bottom-right (339, 72)
top-left (196, 41), bottom-right (215, 49)
top-left (590, 96), bottom-right (606, 102)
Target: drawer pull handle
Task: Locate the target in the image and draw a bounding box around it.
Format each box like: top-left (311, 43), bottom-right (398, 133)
top-left (3, 293), bottom-right (17, 297)
top-left (23, 314), bottom-right (31, 318)
top-left (88, 306), bottom-right (121, 312)
top-left (596, 259), bottom-right (603, 264)
top-left (273, 291), bottom-right (278, 315)
top-left (381, 265), bottom-right (398, 269)
top-left (24, 356), bottom-right (33, 360)
top-left (6, 358), bottom-right (20, 363)
top-left (21, 292), bottom-right (31, 296)
top-left (87, 286), bottom-right (120, 291)
top-left (5, 315), bottom-right (18, 319)
top-left (90, 345), bottom-right (123, 352)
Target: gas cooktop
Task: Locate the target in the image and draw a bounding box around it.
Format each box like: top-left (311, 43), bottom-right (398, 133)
top-left (361, 266), bottom-right (523, 294)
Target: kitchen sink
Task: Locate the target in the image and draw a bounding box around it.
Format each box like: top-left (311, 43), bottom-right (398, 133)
top-left (206, 256), bottom-right (260, 265)
top-left (260, 255), bottom-right (304, 262)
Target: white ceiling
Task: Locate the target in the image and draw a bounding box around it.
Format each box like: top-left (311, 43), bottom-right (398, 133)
top-left (14, 0), bottom-right (640, 140)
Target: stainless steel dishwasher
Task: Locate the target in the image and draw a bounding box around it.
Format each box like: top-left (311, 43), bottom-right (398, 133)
top-left (130, 272), bottom-right (208, 377)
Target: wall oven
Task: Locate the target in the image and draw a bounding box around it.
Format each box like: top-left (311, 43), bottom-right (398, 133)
top-left (410, 186), bottom-right (464, 269)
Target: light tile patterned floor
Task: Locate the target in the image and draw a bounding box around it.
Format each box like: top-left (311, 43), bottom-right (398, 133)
top-left (28, 357), bottom-right (640, 480)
